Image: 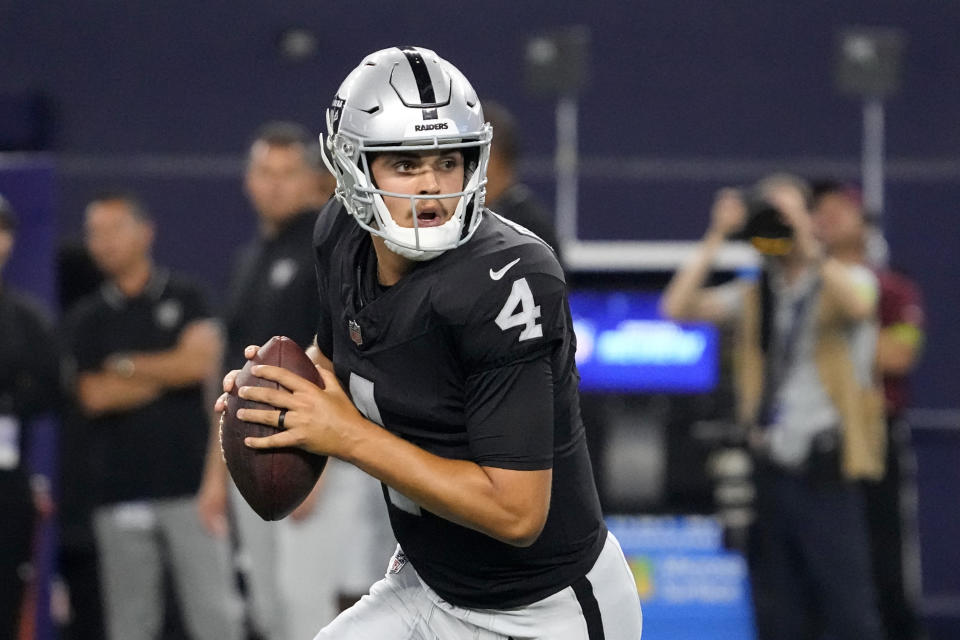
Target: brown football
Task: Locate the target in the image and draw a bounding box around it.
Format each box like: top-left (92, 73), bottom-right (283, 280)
top-left (220, 336), bottom-right (327, 521)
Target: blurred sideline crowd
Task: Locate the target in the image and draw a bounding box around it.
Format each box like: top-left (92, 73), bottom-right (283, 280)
top-left (0, 102), bottom-right (926, 640)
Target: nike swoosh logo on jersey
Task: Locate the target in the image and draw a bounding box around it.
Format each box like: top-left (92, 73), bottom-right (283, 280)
top-left (489, 258), bottom-right (521, 281)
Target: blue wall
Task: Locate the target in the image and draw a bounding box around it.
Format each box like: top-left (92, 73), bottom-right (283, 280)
top-left (3, 2), bottom-right (959, 155)
top-left (1, 2), bottom-right (957, 401)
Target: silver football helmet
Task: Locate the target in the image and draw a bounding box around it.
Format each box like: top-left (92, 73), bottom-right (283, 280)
top-left (320, 46), bottom-right (492, 261)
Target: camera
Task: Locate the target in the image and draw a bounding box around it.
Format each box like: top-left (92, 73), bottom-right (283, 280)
top-left (736, 189), bottom-right (794, 256)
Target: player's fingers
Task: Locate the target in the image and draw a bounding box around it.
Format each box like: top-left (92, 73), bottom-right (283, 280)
top-left (244, 429), bottom-right (300, 450)
top-left (236, 406), bottom-right (289, 426)
top-left (213, 392), bottom-right (230, 413)
top-left (222, 369), bottom-right (241, 394)
top-left (237, 384), bottom-right (298, 410)
top-left (250, 364), bottom-right (318, 393)
top-left (244, 345), bottom-right (260, 359)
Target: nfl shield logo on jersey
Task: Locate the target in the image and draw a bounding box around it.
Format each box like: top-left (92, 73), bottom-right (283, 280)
top-left (388, 549), bottom-right (407, 574)
top-left (348, 319), bottom-right (363, 346)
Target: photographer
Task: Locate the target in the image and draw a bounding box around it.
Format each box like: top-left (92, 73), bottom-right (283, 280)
top-left (661, 174), bottom-right (885, 640)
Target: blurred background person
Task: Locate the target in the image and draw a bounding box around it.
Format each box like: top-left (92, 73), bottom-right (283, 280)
top-left (812, 180), bottom-right (927, 640)
top-left (64, 191), bottom-right (242, 640)
top-left (54, 237), bottom-right (107, 640)
top-left (0, 194), bottom-right (60, 640)
top-left (661, 174), bottom-right (885, 640)
top-left (482, 101), bottom-right (561, 260)
top-left (197, 121), bottom-right (331, 640)
top-left (198, 121), bottom-right (393, 639)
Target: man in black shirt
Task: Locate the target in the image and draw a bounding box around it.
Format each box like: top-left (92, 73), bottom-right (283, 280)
top-left (199, 122), bottom-right (328, 640)
top-left (219, 47), bottom-right (642, 639)
top-left (222, 121), bottom-right (336, 371)
top-left (65, 192), bottom-right (241, 640)
top-left (201, 122), bottom-right (393, 639)
top-left (0, 196), bottom-right (59, 639)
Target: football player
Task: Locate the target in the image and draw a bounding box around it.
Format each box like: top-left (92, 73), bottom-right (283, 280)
top-left (216, 46), bottom-right (642, 639)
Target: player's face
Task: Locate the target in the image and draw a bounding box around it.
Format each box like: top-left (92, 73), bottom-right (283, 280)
top-left (813, 192), bottom-right (864, 249)
top-left (245, 142), bottom-right (318, 225)
top-left (84, 200), bottom-right (153, 277)
top-left (369, 150), bottom-right (465, 228)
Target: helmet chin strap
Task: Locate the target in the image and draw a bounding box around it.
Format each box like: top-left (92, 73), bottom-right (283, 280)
top-left (383, 238), bottom-right (446, 261)
top-left (371, 188), bottom-right (474, 261)
top-left (377, 202), bottom-right (464, 261)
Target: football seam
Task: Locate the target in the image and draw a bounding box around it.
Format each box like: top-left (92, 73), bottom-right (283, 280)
top-left (271, 339), bottom-right (283, 519)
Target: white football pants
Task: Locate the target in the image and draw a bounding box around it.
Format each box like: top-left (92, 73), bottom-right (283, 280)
top-left (314, 530), bottom-right (642, 640)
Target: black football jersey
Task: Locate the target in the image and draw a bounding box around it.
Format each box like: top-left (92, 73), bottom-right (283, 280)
top-left (312, 201), bottom-right (606, 609)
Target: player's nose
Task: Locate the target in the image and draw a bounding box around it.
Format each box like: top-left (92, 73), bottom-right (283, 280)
top-left (416, 167), bottom-right (441, 195)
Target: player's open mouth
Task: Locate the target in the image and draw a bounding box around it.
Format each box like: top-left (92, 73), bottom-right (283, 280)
top-left (415, 209), bottom-right (444, 227)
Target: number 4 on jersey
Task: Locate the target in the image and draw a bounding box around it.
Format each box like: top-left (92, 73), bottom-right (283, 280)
top-left (495, 277), bottom-right (543, 341)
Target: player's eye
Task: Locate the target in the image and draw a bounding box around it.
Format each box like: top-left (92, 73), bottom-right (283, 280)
top-left (438, 156), bottom-right (461, 171)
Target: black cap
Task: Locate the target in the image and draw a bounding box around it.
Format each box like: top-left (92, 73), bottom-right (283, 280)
top-left (0, 194), bottom-right (17, 232)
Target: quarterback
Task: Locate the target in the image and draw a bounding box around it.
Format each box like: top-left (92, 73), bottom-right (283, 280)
top-left (217, 46), bottom-right (642, 639)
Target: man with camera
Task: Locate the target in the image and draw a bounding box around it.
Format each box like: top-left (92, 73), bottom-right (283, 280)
top-left (661, 174), bottom-right (885, 640)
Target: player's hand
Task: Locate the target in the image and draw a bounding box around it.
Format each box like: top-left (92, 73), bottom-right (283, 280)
top-left (213, 345), bottom-right (260, 413)
top-left (236, 366), bottom-right (366, 459)
top-left (708, 189), bottom-right (747, 238)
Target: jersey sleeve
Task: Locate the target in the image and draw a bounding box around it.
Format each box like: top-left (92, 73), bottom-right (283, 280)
top-left (313, 263), bottom-right (333, 357)
top-left (454, 256), bottom-right (567, 373)
top-left (312, 200), bottom-right (344, 358)
top-left (464, 352), bottom-right (554, 470)
top-left (880, 271), bottom-right (925, 349)
top-left (450, 243), bottom-right (567, 469)
top-left (883, 273), bottom-right (925, 328)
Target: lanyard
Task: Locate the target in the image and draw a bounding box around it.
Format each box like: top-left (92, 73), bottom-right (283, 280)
top-left (757, 278), bottom-right (820, 427)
